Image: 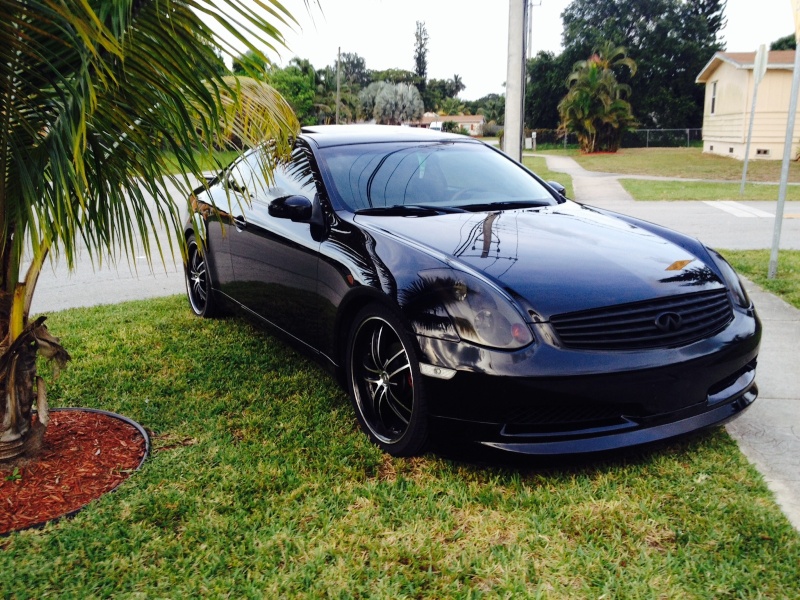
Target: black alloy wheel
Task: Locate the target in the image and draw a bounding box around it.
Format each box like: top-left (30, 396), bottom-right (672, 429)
top-left (346, 304), bottom-right (428, 456)
top-left (185, 234), bottom-right (217, 318)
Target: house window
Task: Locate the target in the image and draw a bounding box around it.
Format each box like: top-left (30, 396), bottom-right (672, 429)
top-left (711, 82), bottom-right (717, 114)
top-left (756, 149), bottom-right (770, 156)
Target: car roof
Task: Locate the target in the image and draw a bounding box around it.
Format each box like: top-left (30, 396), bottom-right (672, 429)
top-left (299, 124), bottom-right (475, 148)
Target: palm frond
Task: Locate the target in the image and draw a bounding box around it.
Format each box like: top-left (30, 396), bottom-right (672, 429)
top-left (0, 0), bottom-right (302, 331)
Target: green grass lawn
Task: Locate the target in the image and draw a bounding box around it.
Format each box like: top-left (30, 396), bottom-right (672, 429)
top-left (523, 156), bottom-right (574, 199)
top-left (540, 147), bottom-right (800, 183)
top-left (2, 295), bottom-right (799, 597)
top-left (621, 179), bottom-right (800, 202)
top-left (162, 149), bottom-right (240, 174)
top-left (722, 249), bottom-right (800, 309)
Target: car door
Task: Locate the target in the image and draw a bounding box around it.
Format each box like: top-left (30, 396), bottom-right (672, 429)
top-left (227, 145), bottom-right (324, 349)
top-left (198, 166), bottom-right (249, 298)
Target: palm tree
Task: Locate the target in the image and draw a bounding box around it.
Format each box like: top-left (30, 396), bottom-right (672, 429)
top-left (478, 96), bottom-right (505, 126)
top-left (0, 1), bottom-right (300, 461)
top-left (558, 43), bottom-right (637, 153)
top-left (438, 97), bottom-right (466, 116)
top-left (448, 74), bottom-right (466, 97)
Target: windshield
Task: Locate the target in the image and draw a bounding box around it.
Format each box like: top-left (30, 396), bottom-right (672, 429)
top-left (317, 141), bottom-right (559, 213)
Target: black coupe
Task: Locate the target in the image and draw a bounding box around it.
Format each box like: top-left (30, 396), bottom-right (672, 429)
top-left (184, 125), bottom-right (760, 456)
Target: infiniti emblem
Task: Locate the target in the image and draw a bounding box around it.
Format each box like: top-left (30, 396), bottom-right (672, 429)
top-left (655, 311), bottom-right (683, 332)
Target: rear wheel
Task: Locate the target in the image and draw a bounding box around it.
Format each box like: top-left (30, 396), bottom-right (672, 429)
top-left (346, 304), bottom-right (428, 456)
top-left (185, 234), bottom-right (218, 318)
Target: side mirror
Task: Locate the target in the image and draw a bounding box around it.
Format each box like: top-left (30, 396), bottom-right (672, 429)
top-left (547, 181), bottom-right (567, 198)
top-left (268, 195), bottom-right (313, 222)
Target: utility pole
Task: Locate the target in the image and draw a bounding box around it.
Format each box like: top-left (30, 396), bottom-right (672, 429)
top-left (504, 0), bottom-right (526, 161)
top-left (335, 47), bottom-right (341, 125)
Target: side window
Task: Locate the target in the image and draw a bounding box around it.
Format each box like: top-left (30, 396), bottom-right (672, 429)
top-left (247, 145), bottom-right (318, 202)
top-left (710, 81), bottom-right (717, 115)
top-left (226, 153), bottom-right (256, 194)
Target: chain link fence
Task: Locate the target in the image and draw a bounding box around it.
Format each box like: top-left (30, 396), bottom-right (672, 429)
top-left (622, 128), bottom-right (703, 148)
top-left (518, 128), bottom-right (703, 150)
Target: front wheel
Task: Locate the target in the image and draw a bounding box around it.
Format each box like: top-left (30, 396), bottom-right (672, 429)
top-left (346, 304), bottom-right (428, 456)
top-left (185, 233), bottom-right (218, 318)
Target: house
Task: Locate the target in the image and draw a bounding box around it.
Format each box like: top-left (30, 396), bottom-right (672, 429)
top-left (410, 113), bottom-right (486, 136)
top-left (696, 50), bottom-right (797, 160)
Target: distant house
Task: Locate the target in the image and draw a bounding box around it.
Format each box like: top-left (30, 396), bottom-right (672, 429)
top-left (696, 50), bottom-right (797, 160)
top-left (410, 113), bottom-right (486, 136)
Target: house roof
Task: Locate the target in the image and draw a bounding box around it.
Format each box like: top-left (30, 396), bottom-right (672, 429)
top-left (417, 114), bottom-right (486, 125)
top-left (696, 50), bottom-right (796, 83)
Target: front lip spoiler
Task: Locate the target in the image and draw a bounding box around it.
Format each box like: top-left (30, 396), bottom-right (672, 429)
top-left (479, 387), bottom-right (757, 456)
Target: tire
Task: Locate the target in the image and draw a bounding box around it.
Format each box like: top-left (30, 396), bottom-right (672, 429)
top-left (346, 304), bottom-right (428, 456)
top-left (185, 233), bottom-right (218, 318)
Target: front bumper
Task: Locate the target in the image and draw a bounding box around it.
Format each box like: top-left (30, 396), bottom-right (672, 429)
top-left (420, 315), bottom-right (760, 454)
top-left (480, 383), bottom-right (756, 454)
top-left (428, 368), bottom-right (756, 455)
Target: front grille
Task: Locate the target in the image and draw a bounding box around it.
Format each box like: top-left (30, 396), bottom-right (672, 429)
top-left (549, 289), bottom-right (733, 350)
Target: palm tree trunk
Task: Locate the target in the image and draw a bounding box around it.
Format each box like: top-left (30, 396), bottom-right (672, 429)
top-left (0, 320), bottom-right (44, 460)
top-left (0, 316), bottom-right (69, 461)
top-left (0, 245), bottom-right (69, 462)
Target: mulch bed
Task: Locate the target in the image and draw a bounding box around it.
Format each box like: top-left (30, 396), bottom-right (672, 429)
top-left (0, 410), bottom-right (147, 535)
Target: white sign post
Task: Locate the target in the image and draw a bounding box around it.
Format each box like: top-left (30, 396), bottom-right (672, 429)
top-left (740, 45), bottom-right (768, 195)
top-left (769, 2), bottom-right (800, 279)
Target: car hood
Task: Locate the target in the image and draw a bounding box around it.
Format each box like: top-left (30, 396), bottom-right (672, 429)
top-left (355, 202), bottom-right (724, 319)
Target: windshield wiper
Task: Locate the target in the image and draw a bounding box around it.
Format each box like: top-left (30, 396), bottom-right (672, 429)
top-left (454, 200), bottom-right (552, 212)
top-left (355, 204), bottom-right (467, 216)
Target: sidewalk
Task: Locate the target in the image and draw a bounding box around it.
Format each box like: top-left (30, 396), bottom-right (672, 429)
top-left (541, 153), bottom-right (800, 531)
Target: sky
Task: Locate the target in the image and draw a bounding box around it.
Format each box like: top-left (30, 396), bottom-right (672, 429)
top-left (227, 0), bottom-right (794, 100)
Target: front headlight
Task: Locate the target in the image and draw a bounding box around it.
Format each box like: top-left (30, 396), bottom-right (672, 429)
top-left (708, 249), bottom-right (751, 309)
top-left (403, 269), bottom-right (534, 349)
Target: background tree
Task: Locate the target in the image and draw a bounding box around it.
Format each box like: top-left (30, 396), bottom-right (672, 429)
top-left (360, 81), bottom-right (389, 119)
top-left (438, 97), bottom-right (466, 116)
top-left (268, 63), bottom-right (317, 125)
top-left (369, 68), bottom-right (418, 85)
top-left (414, 21), bottom-right (429, 81)
top-left (424, 75), bottom-right (467, 112)
top-left (372, 83), bottom-right (424, 125)
top-left (414, 20), bottom-right (429, 103)
top-left (561, 0), bottom-right (726, 127)
top-left (771, 34), bottom-right (797, 50)
top-left (315, 64), bottom-right (361, 123)
top-left (448, 74), bottom-right (466, 97)
top-left (525, 51), bottom-right (571, 129)
top-left (425, 79), bottom-right (450, 112)
top-left (472, 94), bottom-right (505, 126)
top-left (232, 50), bottom-right (270, 79)
top-left (558, 44), bottom-right (638, 153)
top-left (0, 0), bottom-right (299, 461)
top-left (339, 52), bottom-right (370, 87)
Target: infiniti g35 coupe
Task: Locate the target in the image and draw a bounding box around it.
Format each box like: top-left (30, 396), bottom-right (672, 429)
top-left (184, 125), bottom-right (760, 457)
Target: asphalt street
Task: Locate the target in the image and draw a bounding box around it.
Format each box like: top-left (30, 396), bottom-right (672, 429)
top-left (30, 177), bottom-right (193, 315)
